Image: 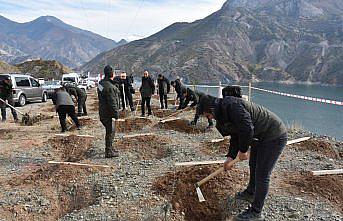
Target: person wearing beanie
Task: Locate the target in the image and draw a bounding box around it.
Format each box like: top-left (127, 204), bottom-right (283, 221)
top-left (198, 95), bottom-right (287, 221)
top-left (98, 65), bottom-right (121, 158)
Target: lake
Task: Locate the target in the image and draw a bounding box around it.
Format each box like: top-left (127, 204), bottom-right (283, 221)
top-left (193, 82), bottom-right (343, 140)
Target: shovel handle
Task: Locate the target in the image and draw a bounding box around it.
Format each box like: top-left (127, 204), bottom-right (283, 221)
top-left (0, 97), bottom-right (24, 115)
top-left (197, 157), bottom-right (240, 187)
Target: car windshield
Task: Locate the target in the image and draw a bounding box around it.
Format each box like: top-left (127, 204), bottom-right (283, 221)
top-left (63, 77), bottom-right (76, 82)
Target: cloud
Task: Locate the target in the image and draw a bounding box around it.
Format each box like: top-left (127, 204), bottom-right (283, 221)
top-left (0, 0), bottom-right (225, 41)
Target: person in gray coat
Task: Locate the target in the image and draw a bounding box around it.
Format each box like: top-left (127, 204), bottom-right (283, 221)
top-left (52, 87), bottom-right (80, 133)
top-left (139, 71), bottom-right (155, 116)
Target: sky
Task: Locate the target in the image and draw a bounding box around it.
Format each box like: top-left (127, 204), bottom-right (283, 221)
top-left (0, 0), bottom-right (226, 42)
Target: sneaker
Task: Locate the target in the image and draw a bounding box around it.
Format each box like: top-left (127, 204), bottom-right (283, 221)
top-left (61, 129), bottom-right (66, 133)
top-left (234, 207), bottom-right (265, 221)
top-left (77, 126), bottom-right (81, 130)
top-left (105, 149), bottom-right (119, 158)
top-left (236, 189), bottom-right (255, 203)
top-left (148, 113), bottom-right (152, 116)
top-left (77, 113), bottom-right (82, 117)
top-left (130, 107), bottom-right (135, 112)
top-left (141, 114), bottom-right (145, 117)
top-left (14, 119), bottom-right (19, 123)
top-left (83, 113), bottom-right (88, 116)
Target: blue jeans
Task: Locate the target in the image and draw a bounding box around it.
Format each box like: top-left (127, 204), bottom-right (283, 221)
top-left (246, 134), bottom-right (287, 213)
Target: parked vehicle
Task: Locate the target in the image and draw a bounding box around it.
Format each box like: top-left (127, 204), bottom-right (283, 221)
top-left (0, 73), bottom-right (48, 106)
top-left (80, 79), bottom-right (95, 89)
top-left (42, 80), bottom-right (61, 98)
top-left (62, 73), bottom-right (87, 92)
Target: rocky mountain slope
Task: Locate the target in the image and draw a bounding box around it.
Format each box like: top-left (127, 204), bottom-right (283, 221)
top-left (15, 59), bottom-right (72, 79)
top-left (0, 61), bottom-right (19, 74)
top-left (0, 15), bottom-right (126, 68)
top-left (82, 0), bottom-right (343, 85)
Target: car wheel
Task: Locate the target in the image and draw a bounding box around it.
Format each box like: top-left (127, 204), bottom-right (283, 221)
top-left (42, 93), bottom-right (48, 102)
top-left (18, 94), bottom-right (26, 107)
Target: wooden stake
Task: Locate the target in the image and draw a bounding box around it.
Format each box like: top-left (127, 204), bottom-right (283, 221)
top-left (54, 134), bottom-right (95, 138)
top-left (311, 169), bottom-right (343, 176)
top-left (48, 161), bottom-right (110, 168)
top-left (123, 133), bottom-right (155, 138)
top-left (286, 137), bottom-right (311, 145)
top-left (160, 117), bottom-right (181, 123)
top-left (175, 160), bottom-right (225, 166)
top-left (211, 138), bottom-right (225, 143)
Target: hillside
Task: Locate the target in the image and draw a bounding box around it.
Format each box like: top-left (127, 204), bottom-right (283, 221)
top-left (0, 60), bottom-right (19, 73)
top-left (0, 15), bottom-right (126, 68)
top-left (81, 0), bottom-right (343, 85)
top-left (16, 59), bottom-right (72, 79)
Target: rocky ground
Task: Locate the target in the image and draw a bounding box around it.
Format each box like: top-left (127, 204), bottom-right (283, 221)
top-left (0, 89), bottom-right (342, 221)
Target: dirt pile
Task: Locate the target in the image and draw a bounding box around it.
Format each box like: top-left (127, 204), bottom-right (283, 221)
top-left (21, 114), bottom-right (54, 126)
top-left (47, 135), bottom-right (94, 162)
top-left (116, 118), bottom-right (152, 132)
top-left (115, 135), bottom-right (172, 160)
top-left (69, 118), bottom-right (96, 131)
top-left (153, 109), bottom-right (174, 118)
top-left (4, 165), bottom-right (98, 220)
top-left (201, 138), bottom-right (230, 156)
top-left (285, 173), bottom-right (343, 212)
top-left (290, 139), bottom-right (341, 159)
top-left (159, 119), bottom-right (204, 134)
top-left (153, 165), bottom-right (248, 221)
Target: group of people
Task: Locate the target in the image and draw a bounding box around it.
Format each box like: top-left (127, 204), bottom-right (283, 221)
top-left (98, 65), bottom-right (288, 221)
top-left (1, 65), bottom-right (287, 221)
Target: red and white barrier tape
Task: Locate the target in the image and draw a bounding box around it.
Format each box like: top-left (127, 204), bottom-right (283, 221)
top-left (250, 86), bottom-right (343, 106)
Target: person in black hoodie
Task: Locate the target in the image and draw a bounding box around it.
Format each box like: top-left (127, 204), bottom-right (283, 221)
top-left (171, 79), bottom-right (186, 110)
top-left (139, 71), bottom-right (155, 116)
top-left (197, 95), bottom-right (287, 221)
top-left (157, 74), bottom-right (170, 109)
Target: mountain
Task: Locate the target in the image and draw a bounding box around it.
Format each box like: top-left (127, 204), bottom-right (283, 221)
top-left (0, 60), bottom-right (19, 73)
top-left (82, 0), bottom-right (343, 85)
top-left (0, 15), bottom-right (126, 68)
top-left (16, 59), bottom-right (72, 79)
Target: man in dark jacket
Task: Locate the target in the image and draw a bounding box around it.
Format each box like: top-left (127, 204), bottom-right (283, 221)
top-left (65, 83), bottom-right (88, 117)
top-left (0, 76), bottom-right (18, 122)
top-left (139, 71), bottom-right (155, 117)
top-left (116, 72), bottom-right (135, 111)
top-left (171, 79), bottom-right (186, 110)
top-left (98, 65), bottom-right (121, 158)
top-left (157, 74), bottom-right (170, 109)
top-left (198, 95), bottom-right (287, 221)
top-left (187, 89), bottom-right (214, 128)
top-left (52, 87), bottom-right (80, 133)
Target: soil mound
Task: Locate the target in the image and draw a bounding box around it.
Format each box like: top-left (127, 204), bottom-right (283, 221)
top-left (47, 135), bottom-right (94, 162)
top-left (291, 139), bottom-right (340, 159)
top-left (153, 165), bottom-right (248, 221)
top-left (116, 135), bottom-right (172, 160)
top-left (201, 138), bottom-right (229, 156)
top-left (6, 165), bottom-right (98, 220)
top-left (159, 119), bottom-right (204, 134)
top-left (116, 118), bottom-right (152, 132)
top-left (69, 118), bottom-right (96, 131)
top-left (153, 109), bottom-right (174, 118)
top-left (21, 114), bottom-right (54, 126)
top-left (285, 172), bottom-right (343, 212)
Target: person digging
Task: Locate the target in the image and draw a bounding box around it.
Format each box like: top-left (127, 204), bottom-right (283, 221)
top-left (0, 76), bottom-right (19, 123)
top-left (98, 65), bottom-right (121, 158)
top-left (197, 95), bottom-right (287, 221)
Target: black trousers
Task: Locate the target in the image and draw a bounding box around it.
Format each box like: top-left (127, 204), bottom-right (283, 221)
top-left (77, 96), bottom-right (87, 115)
top-left (141, 96), bottom-right (152, 115)
top-left (57, 105), bottom-right (80, 131)
top-left (100, 118), bottom-right (115, 149)
top-left (0, 94), bottom-right (18, 121)
top-left (121, 90), bottom-right (134, 110)
top-left (159, 93), bottom-right (168, 109)
top-left (177, 96), bottom-right (185, 110)
top-left (246, 134), bottom-right (287, 213)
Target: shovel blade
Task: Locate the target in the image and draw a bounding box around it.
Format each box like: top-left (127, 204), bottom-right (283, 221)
top-left (196, 187), bottom-right (205, 202)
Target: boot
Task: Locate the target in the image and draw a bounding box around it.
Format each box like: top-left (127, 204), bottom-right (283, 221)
top-left (234, 207), bottom-right (265, 221)
top-left (236, 189), bottom-right (255, 203)
top-left (105, 148), bottom-right (119, 158)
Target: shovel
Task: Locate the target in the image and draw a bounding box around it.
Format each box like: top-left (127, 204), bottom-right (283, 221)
top-left (195, 157), bottom-right (241, 202)
top-left (0, 97), bottom-right (32, 125)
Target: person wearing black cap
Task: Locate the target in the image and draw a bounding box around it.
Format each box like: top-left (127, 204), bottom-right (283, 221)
top-left (197, 95), bottom-right (287, 221)
top-left (64, 83), bottom-right (88, 116)
top-left (0, 76), bottom-right (18, 122)
top-left (157, 74), bottom-right (170, 109)
top-left (171, 79), bottom-right (186, 110)
top-left (98, 65), bottom-right (121, 158)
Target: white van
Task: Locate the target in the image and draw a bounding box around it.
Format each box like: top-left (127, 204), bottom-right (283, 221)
top-left (61, 73), bottom-right (87, 92)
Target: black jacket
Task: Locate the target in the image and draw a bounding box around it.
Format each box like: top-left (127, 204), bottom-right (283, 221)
top-left (183, 88), bottom-right (201, 108)
top-left (115, 76), bottom-right (134, 95)
top-left (0, 80), bottom-right (13, 98)
top-left (98, 77), bottom-right (121, 119)
top-left (157, 77), bottom-right (170, 95)
top-left (213, 96), bottom-right (287, 158)
top-left (140, 76), bottom-right (155, 98)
